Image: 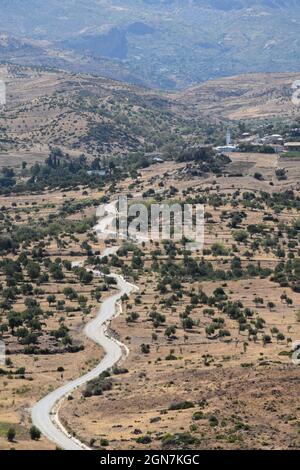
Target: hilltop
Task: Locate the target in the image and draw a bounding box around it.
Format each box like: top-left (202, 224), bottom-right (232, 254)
top-left (0, 65), bottom-right (190, 166)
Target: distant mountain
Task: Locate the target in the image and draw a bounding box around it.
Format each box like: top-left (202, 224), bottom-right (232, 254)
top-left (0, 1), bottom-right (299, 89)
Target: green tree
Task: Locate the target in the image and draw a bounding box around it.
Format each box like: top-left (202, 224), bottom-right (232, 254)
top-left (141, 344), bottom-right (150, 354)
top-left (30, 425), bottom-right (41, 441)
top-left (165, 325), bottom-right (177, 339)
top-left (7, 427), bottom-right (16, 442)
top-left (47, 295), bottom-right (56, 306)
top-left (182, 317), bottom-right (194, 330)
top-left (26, 261), bottom-right (41, 281)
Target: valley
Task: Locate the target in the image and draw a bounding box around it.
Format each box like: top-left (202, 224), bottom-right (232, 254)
top-left (0, 109), bottom-right (300, 450)
top-left (0, 60), bottom-right (299, 451)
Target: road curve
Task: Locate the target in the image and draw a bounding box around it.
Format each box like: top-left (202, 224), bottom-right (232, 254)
top-left (31, 202), bottom-right (132, 449)
top-left (32, 259), bottom-right (136, 450)
top-left (32, 199), bottom-right (138, 449)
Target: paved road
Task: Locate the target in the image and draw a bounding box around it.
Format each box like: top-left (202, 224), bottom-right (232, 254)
top-left (32, 202), bottom-right (136, 450)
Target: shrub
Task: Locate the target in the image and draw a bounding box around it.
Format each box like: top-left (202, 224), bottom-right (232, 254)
top-left (263, 335), bottom-right (272, 345)
top-left (141, 344), bottom-right (150, 354)
top-left (209, 415), bottom-right (219, 427)
top-left (161, 432), bottom-right (199, 448)
top-left (100, 438), bottom-right (109, 447)
top-left (30, 425), bottom-right (41, 441)
top-left (136, 435), bottom-right (152, 444)
top-left (192, 411), bottom-right (204, 421)
top-left (83, 372), bottom-right (112, 397)
top-left (7, 427), bottom-right (16, 442)
top-left (169, 401), bottom-right (194, 411)
top-left (15, 367), bottom-right (26, 376)
top-left (112, 367), bottom-right (128, 375)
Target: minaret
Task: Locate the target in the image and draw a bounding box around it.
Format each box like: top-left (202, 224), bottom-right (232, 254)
top-left (226, 129), bottom-right (231, 146)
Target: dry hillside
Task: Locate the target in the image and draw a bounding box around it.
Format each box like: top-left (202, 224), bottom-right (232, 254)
top-left (175, 72), bottom-right (300, 120)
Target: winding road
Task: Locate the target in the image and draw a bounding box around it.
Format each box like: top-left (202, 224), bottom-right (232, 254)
top-left (32, 203), bottom-right (136, 450)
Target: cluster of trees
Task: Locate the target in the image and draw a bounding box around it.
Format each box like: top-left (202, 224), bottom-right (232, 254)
top-left (0, 209), bottom-right (96, 257)
top-left (0, 148), bottom-right (108, 195)
top-left (176, 147), bottom-right (231, 175)
top-left (0, 167), bottom-right (16, 189)
top-left (83, 371), bottom-right (112, 397)
top-left (155, 253), bottom-right (272, 284)
top-left (272, 259), bottom-right (300, 292)
top-left (6, 425), bottom-right (41, 443)
top-left (0, 251), bottom-right (97, 353)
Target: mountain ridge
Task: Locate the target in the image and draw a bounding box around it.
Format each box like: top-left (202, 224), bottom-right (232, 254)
top-left (0, 65), bottom-right (298, 169)
top-left (0, 1), bottom-right (299, 89)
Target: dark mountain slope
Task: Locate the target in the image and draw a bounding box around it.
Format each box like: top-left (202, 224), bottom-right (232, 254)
top-left (0, 1), bottom-right (299, 89)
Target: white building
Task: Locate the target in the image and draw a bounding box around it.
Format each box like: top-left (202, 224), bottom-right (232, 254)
top-left (215, 129), bottom-right (238, 153)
